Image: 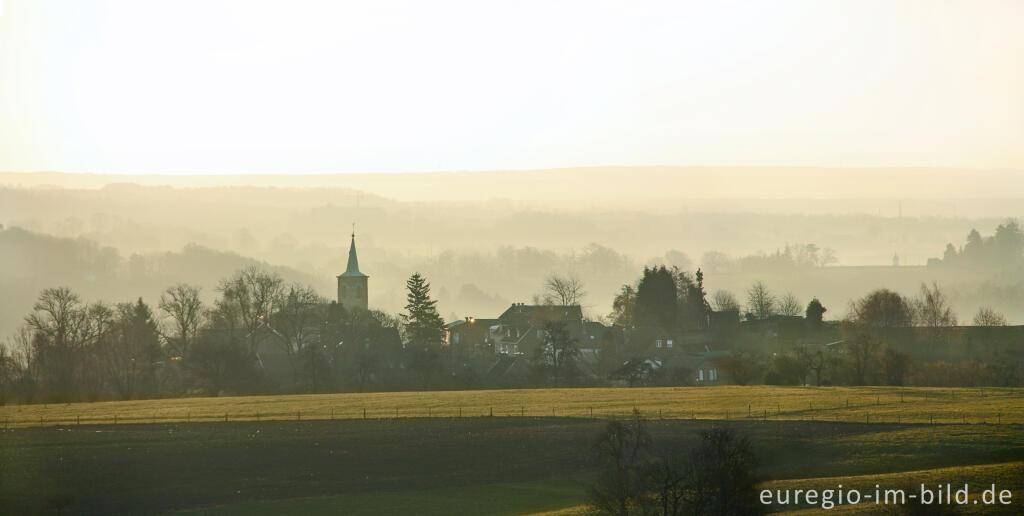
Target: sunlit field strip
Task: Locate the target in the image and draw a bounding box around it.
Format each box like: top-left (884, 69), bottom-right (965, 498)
top-left (1, 386), bottom-right (1022, 429)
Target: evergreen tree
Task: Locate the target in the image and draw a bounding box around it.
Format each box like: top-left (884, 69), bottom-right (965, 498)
top-left (402, 273), bottom-right (445, 384)
top-left (635, 266), bottom-right (677, 329)
top-left (805, 298), bottom-right (827, 329)
top-left (402, 272), bottom-right (445, 349)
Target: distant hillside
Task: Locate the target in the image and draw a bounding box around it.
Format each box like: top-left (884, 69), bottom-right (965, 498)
top-left (0, 226), bottom-right (324, 341)
top-left (3, 167), bottom-right (1024, 213)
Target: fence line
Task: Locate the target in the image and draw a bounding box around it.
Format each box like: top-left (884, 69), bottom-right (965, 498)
top-left (0, 405), bottom-right (1018, 429)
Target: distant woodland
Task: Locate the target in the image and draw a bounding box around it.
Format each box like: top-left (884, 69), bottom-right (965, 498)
top-left (1, 182), bottom-right (1022, 338)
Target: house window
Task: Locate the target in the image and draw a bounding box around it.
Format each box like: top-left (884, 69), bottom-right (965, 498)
top-left (453, 333), bottom-right (461, 345)
top-left (666, 339), bottom-right (674, 348)
top-left (698, 369), bottom-right (705, 382)
top-left (656, 339), bottom-right (663, 348)
top-left (710, 368), bottom-right (716, 381)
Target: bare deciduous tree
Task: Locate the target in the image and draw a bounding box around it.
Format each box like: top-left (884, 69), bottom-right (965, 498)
top-left (973, 306), bottom-right (1006, 327)
top-left (159, 283), bottom-right (204, 358)
top-left (710, 290), bottom-right (739, 312)
top-left (778, 292), bottom-right (802, 317)
top-left (745, 281), bottom-right (776, 320)
top-left (272, 284), bottom-right (327, 355)
top-left (913, 281), bottom-right (957, 327)
top-left (543, 274), bottom-right (586, 306)
top-left (214, 266), bottom-right (286, 351)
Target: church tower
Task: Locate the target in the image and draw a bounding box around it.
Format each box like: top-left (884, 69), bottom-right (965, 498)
top-left (337, 232), bottom-right (368, 311)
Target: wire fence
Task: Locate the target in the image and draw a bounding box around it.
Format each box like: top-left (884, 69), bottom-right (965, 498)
top-left (1, 396), bottom-right (1019, 430)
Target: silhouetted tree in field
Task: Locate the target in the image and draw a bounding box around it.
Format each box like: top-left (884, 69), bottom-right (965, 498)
top-left (590, 411), bottom-right (762, 516)
top-left (590, 409), bottom-right (653, 516)
top-left (673, 427), bottom-right (762, 516)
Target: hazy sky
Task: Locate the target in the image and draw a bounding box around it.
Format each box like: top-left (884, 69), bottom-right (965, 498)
top-left (1, 0), bottom-right (1022, 174)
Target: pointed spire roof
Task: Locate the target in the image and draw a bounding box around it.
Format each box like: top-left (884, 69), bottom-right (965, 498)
top-left (339, 232), bottom-right (367, 278)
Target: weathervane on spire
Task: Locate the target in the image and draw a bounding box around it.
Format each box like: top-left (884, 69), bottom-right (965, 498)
top-left (351, 221), bottom-right (355, 239)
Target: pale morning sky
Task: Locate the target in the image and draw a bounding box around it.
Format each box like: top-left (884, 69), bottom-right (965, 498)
top-left (0, 0), bottom-right (1021, 174)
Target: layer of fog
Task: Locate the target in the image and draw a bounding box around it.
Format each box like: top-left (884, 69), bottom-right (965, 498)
top-left (1, 170), bottom-right (1022, 340)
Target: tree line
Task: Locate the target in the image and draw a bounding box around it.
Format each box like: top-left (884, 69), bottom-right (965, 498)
top-left (1, 255), bottom-right (1020, 404)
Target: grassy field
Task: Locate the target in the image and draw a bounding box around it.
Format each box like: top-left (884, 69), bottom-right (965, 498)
top-left (2, 416), bottom-right (1021, 514)
top-left (2, 385), bottom-right (1022, 428)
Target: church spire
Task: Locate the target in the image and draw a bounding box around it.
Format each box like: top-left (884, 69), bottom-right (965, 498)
top-left (340, 230), bottom-right (367, 277)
